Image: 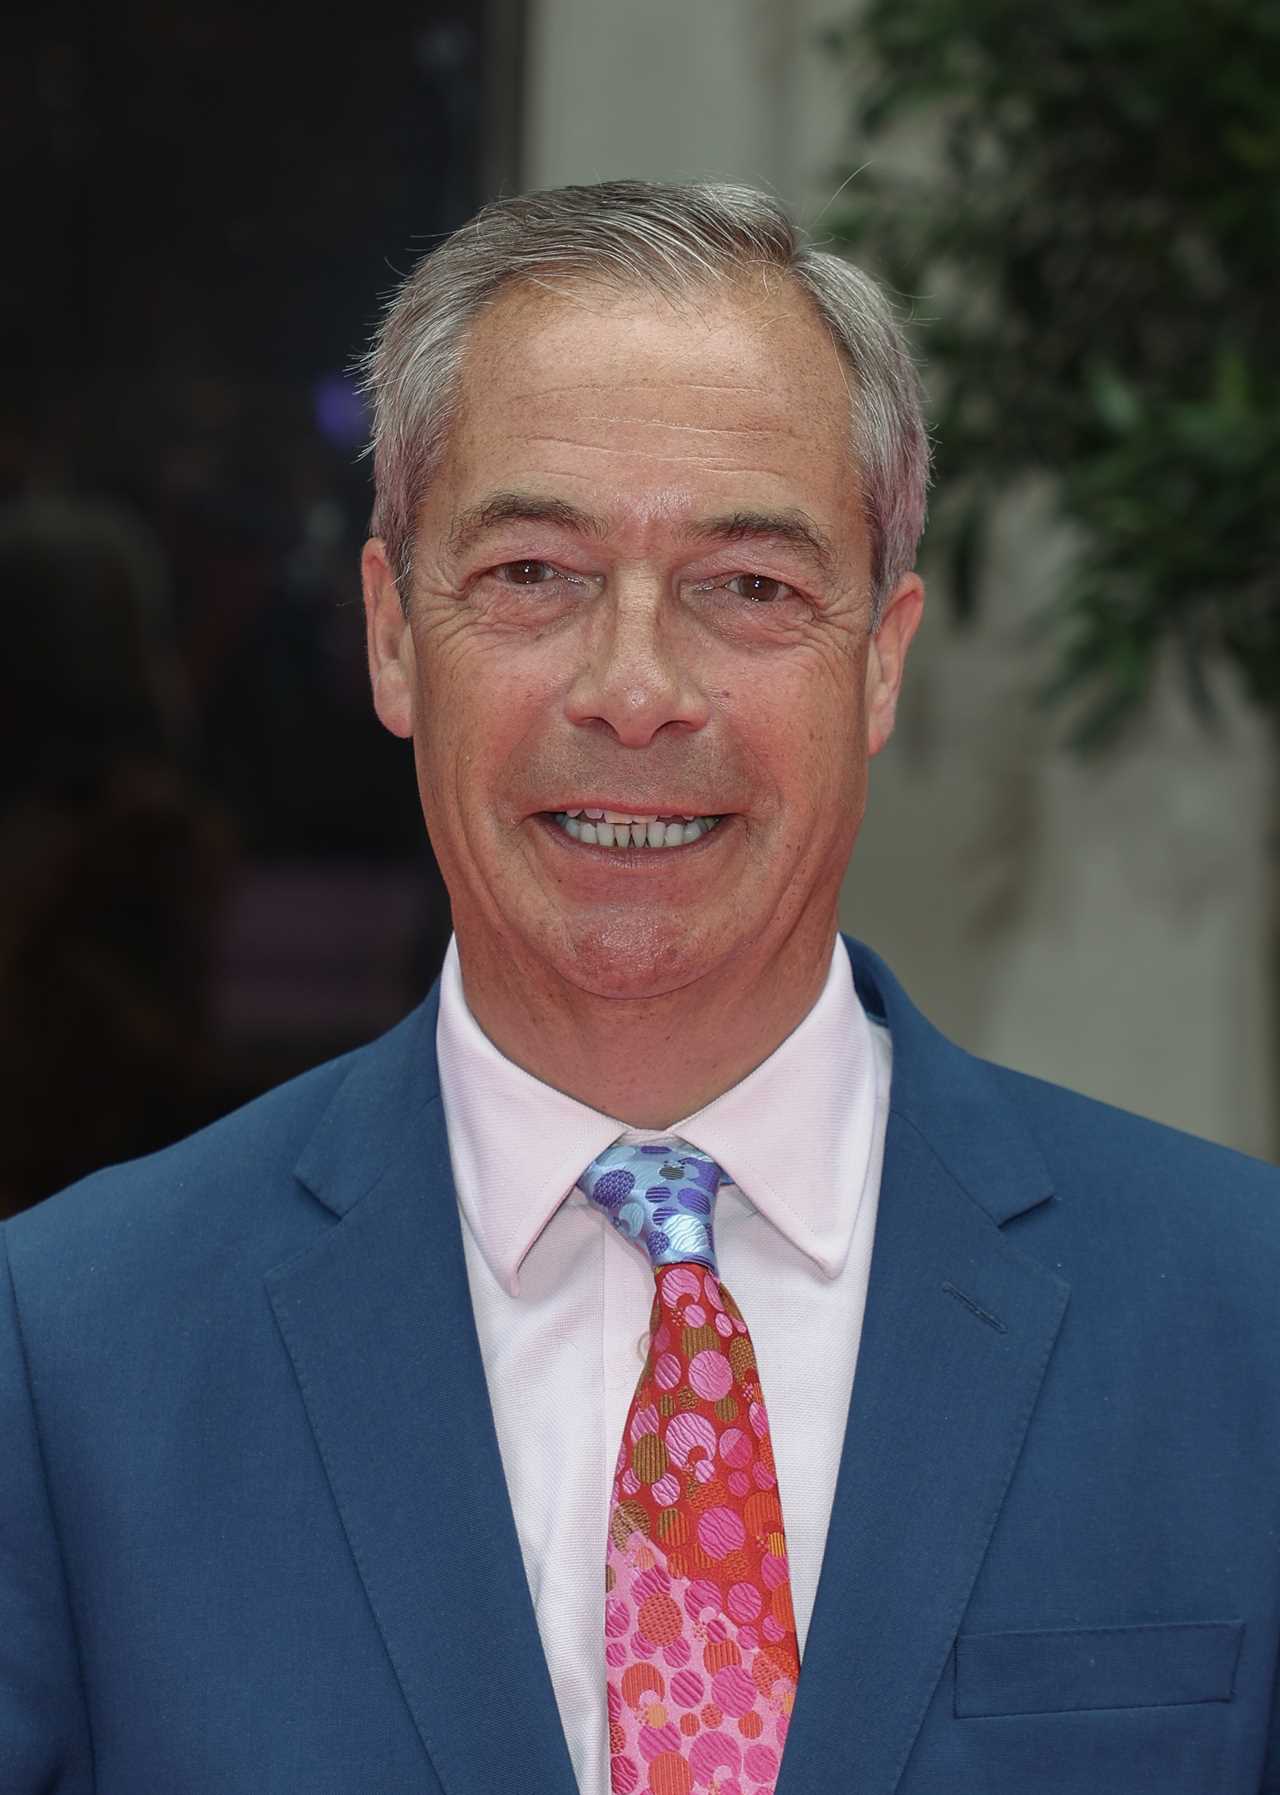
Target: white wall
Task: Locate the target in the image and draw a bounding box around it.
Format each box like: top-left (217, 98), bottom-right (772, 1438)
top-left (521, 0), bottom-right (1276, 1156)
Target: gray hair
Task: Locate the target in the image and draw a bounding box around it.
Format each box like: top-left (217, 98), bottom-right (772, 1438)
top-left (361, 179), bottom-right (929, 622)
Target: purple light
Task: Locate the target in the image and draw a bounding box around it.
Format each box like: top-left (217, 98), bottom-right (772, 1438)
top-left (313, 374), bottom-right (368, 450)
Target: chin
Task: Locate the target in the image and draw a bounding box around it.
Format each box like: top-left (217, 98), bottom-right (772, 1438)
top-left (545, 912), bottom-right (729, 1003)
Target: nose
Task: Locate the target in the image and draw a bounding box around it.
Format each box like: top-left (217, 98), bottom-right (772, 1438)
top-left (563, 578), bottom-right (711, 747)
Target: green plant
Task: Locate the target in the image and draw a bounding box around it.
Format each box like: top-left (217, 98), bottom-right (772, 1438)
top-left (828, 0), bottom-right (1280, 747)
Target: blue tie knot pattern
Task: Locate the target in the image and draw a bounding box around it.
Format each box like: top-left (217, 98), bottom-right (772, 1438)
top-left (578, 1139), bottom-right (726, 1272)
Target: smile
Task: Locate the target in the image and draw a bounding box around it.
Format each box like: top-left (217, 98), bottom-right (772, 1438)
top-left (550, 808), bottom-right (723, 849)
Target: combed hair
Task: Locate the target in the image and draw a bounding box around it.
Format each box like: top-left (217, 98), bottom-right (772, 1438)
top-left (361, 179), bottom-right (930, 622)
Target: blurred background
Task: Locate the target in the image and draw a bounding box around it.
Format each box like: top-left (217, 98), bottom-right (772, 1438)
top-left (3, 0), bottom-right (1275, 1216)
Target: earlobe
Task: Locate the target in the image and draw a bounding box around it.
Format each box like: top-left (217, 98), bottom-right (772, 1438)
top-left (866, 573), bottom-right (925, 758)
top-left (362, 538), bottom-right (415, 740)
top-left (372, 657), bottom-right (414, 738)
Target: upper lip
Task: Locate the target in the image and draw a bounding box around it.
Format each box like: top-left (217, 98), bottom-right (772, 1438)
top-left (543, 802), bottom-right (724, 816)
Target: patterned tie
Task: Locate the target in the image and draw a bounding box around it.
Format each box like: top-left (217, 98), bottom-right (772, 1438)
top-left (579, 1140), bottom-right (800, 1795)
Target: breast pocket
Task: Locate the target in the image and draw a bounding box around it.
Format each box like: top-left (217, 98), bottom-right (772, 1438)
top-left (955, 1620), bottom-right (1243, 1718)
top-left (931, 1621), bottom-right (1245, 1795)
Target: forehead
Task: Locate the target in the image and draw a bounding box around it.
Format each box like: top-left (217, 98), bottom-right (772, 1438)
top-left (434, 273), bottom-right (863, 552)
top-left (465, 265), bottom-right (844, 381)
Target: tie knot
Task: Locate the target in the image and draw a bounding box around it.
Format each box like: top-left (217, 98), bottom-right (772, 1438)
top-left (578, 1139), bottom-right (726, 1273)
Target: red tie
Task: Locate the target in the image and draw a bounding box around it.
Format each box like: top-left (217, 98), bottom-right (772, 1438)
top-left (579, 1140), bottom-right (800, 1795)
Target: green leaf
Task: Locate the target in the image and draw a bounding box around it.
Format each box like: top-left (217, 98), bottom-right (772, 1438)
top-left (1088, 366), bottom-right (1142, 436)
top-left (827, 0), bottom-right (1280, 749)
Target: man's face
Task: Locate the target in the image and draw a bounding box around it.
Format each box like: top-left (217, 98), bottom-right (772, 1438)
top-left (363, 275), bottom-right (922, 1006)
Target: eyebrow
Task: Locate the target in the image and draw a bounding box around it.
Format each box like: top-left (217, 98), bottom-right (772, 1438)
top-left (447, 491), bottom-right (837, 578)
top-left (685, 509), bottom-right (836, 578)
top-left (447, 492), bottom-right (606, 558)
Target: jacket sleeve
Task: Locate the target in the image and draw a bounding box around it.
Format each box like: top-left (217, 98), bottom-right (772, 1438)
top-left (0, 1225), bottom-right (94, 1791)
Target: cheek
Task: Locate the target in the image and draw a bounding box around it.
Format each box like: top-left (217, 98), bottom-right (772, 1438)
top-left (413, 654), bottom-right (562, 819)
top-left (769, 668), bottom-right (865, 789)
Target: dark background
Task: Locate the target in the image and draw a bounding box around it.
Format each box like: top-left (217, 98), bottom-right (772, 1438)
top-left (1, 2), bottom-right (525, 1213)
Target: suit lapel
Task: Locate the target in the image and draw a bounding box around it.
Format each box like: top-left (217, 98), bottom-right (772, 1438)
top-left (777, 944), bottom-right (1071, 1795)
top-left (266, 994), bottom-right (579, 1795)
top-left (262, 942), bottom-right (1069, 1795)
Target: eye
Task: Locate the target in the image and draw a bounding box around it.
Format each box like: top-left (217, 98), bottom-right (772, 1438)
top-left (493, 559), bottom-right (562, 585)
top-left (725, 573), bottom-right (794, 605)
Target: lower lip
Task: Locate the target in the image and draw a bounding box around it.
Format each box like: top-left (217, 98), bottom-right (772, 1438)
top-left (533, 813), bottom-right (731, 862)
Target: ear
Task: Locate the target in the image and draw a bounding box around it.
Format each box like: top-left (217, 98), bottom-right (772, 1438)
top-left (865, 573), bottom-right (924, 758)
top-left (361, 538), bottom-right (415, 739)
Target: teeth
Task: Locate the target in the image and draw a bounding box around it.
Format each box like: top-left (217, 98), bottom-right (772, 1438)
top-left (553, 812), bottom-right (721, 849)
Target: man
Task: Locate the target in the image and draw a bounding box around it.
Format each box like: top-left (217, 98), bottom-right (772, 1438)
top-left (2, 181), bottom-right (1278, 1795)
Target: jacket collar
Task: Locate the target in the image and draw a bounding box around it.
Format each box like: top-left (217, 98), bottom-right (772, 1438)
top-left (850, 937), bottom-right (1055, 1226)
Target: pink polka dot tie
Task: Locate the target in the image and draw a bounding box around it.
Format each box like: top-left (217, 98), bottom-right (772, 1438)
top-left (579, 1140), bottom-right (800, 1795)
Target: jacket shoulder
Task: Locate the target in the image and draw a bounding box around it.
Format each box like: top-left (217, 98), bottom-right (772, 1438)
top-left (985, 1058), bottom-right (1280, 1284)
top-left (990, 1057), bottom-right (1279, 1197)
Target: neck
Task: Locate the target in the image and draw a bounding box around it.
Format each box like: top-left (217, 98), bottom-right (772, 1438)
top-left (455, 927), bottom-right (836, 1127)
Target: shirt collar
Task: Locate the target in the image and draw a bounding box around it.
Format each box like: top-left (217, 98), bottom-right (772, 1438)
top-left (437, 935), bottom-right (881, 1296)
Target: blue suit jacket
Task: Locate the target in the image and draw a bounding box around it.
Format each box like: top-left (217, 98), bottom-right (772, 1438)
top-left (3, 939), bottom-right (1279, 1793)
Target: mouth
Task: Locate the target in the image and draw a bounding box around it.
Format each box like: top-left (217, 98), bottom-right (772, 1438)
top-left (541, 806), bottom-right (726, 850)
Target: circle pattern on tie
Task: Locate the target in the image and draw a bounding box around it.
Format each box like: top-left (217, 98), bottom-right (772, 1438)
top-left (579, 1143), bottom-right (721, 1271)
top-left (604, 1258), bottom-right (799, 1794)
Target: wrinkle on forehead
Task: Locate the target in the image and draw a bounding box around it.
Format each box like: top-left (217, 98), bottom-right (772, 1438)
top-left (507, 379), bottom-right (802, 427)
top-left (524, 438), bottom-right (781, 466)
top-left (512, 380), bottom-right (776, 397)
top-left (487, 477), bottom-right (819, 515)
top-left (528, 415), bottom-right (780, 436)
